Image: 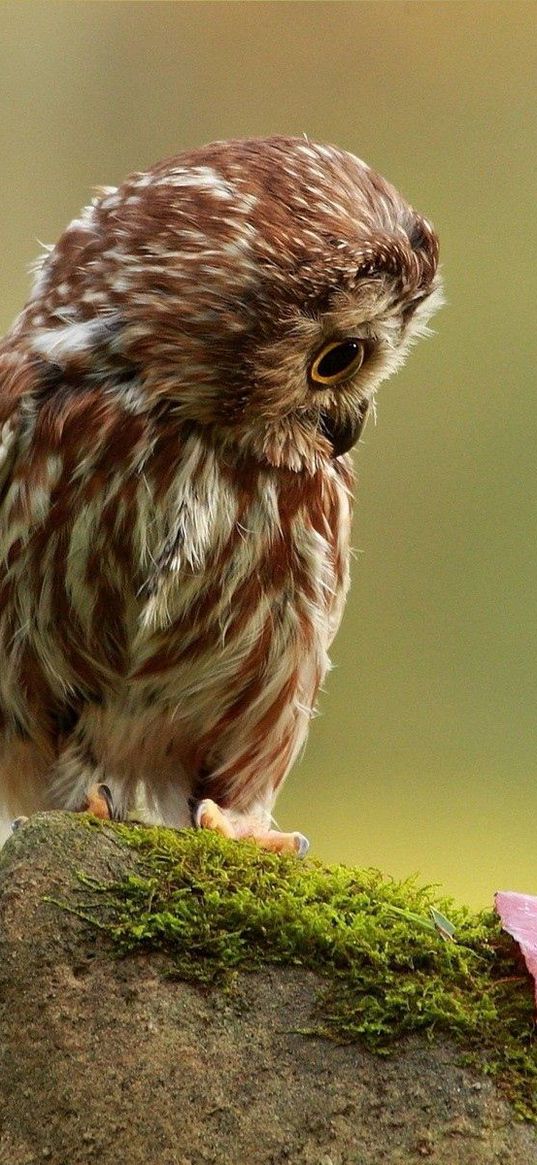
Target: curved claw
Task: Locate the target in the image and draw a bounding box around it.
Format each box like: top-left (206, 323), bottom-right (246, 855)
top-left (84, 783), bottom-right (115, 820)
top-left (293, 832), bottom-right (310, 859)
top-left (10, 816), bottom-right (29, 834)
top-left (98, 783), bottom-right (115, 818)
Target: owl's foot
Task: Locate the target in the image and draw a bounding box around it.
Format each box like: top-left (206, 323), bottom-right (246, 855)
top-left (8, 786), bottom-right (116, 836)
top-left (192, 797), bottom-right (309, 857)
top-left (82, 783), bottom-right (115, 819)
top-left (9, 785), bottom-right (114, 834)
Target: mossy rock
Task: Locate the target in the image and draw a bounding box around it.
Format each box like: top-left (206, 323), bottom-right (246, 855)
top-left (0, 812), bottom-right (536, 1165)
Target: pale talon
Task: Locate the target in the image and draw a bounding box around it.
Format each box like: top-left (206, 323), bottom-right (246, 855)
top-left (10, 816), bottom-right (28, 833)
top-left (294, 833), bottom-right (310, 858)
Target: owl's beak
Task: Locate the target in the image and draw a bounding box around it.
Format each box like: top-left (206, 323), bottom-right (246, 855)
top-left (319, 400), bottom-right (370, 457)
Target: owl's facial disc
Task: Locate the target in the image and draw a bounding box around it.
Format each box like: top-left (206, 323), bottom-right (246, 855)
top-left (319, 400), bottom-right (370, 457)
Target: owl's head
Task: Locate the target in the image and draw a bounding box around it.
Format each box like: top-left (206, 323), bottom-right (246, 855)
top-left (23, 137), bottom-right (442, 473)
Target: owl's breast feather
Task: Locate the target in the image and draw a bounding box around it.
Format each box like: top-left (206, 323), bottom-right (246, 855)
top-left (119, 444), bottom-right (353, 799)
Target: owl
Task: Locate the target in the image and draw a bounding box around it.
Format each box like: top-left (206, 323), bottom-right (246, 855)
top-left (0, 137), bottom-right (442, 855)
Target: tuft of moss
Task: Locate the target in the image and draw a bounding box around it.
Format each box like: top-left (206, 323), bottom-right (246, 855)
top-left (67, 819), bottom-right (537, 1120)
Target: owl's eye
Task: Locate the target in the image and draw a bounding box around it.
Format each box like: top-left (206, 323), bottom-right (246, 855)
top-left (309, 338), bottom-right (366, 387)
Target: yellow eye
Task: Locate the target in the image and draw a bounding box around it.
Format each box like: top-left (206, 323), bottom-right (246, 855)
top-left (310, 338), bottom-right (366, 387)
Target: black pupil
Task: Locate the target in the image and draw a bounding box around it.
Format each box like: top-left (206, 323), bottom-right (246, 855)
top-left (317, 340), bottom-right (360, 379)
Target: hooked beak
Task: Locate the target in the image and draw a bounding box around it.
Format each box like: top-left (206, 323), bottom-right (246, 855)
top-left (319, 399), bottom-right (370, 457)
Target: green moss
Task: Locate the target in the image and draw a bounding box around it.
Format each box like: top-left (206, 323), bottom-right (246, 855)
top-left (69, 819), bottom-right (537, 1119)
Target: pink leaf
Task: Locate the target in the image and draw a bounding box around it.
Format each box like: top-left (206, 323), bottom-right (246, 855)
top-left (495, 891), bottom-right (537, 1005)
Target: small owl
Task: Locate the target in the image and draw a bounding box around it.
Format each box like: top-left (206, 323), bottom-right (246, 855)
top-left (0, 137), bottom-right (441, 854)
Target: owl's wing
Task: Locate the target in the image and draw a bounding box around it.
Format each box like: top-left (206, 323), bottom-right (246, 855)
top-left (0, 353), bottom-right (144, 734)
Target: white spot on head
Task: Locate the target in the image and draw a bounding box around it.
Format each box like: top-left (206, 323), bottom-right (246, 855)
top-left (30, 319), bottom-right (103, 361)
top-left (131, 173), bottom-right (153, 191)
top-left (67, 206), bottom-right (96, 233)
top-left (237, 192), bottom-right (258, 213)
top-left (111, 275), bottom-right (131, 294)
top-left (155, 166), bottom-right (236, 201)
top-left (100, 192), bottom-right (121, 211)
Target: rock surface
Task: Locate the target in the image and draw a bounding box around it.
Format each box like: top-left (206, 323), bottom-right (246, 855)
top-left (0, 814), bottom-right (536, 1165)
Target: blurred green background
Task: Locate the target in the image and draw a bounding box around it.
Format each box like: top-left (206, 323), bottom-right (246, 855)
top-left (1, 1), bottom-right (536, 905)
